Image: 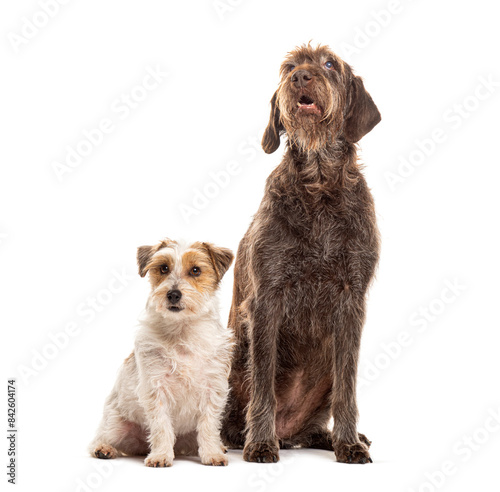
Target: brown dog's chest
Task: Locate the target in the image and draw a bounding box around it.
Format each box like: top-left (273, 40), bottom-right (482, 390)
top-left (252, 184), bottom-right (378, 293)
top-left (260, 222), bottom-right (373, 290)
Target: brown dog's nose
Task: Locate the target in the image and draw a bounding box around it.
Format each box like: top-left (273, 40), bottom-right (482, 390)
top-left (292, 70), bottom-right (313, 88)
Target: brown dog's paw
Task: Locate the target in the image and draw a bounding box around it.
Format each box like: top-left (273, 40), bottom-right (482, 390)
top-left (243, 441), bottom-right (280, 463)
top-left (358, 433), bottom-right (372, 448)
top-left (334, 441), bottom-right (372, 464)
top-left (94, 444), bottom-right (117, 459)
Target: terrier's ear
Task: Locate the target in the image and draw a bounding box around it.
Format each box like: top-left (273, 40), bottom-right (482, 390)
top-left (262, 91), bottom-right (285, 154)
top-left (137, 238), bottom-right (175, 277)
top-left (202, 243), bottom-right (234, 282)
top-left (343, 75), bottom-right (381, 143)
top-left (137, 245), bottom-right (155, 277)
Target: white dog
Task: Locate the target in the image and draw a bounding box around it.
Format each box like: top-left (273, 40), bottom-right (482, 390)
top-left (89, 239), bottom-right (234, 467)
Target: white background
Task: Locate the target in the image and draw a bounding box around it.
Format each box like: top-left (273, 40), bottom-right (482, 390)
top-left (1, 1), bottom-right (499, 491)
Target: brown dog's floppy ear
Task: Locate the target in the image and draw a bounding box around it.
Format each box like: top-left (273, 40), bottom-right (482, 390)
top-left (343, 75), bottom-right (381, 143)
top-left (262, 91), bottom-right (285, 154)
top-left (202, 243), bottom-right (234, 282)
top-left (137, 245), bottom-right (155, 277)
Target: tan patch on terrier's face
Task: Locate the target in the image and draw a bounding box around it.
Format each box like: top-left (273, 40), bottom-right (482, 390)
top-left (181, 248), bottom-right (219, 295)
top-left (146, 250), bottom-right (175, 289)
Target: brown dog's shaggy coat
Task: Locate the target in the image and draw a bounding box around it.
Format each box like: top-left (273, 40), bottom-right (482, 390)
top-left (221, 44), bottom-right (381, 464)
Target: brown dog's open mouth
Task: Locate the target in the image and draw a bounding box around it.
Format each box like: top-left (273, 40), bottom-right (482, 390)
top-left (297, 95), bottom-right (322, 115)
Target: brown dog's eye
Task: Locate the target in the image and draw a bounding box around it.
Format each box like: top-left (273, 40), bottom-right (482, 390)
top-left (190, 267), bottom-right (201, 277)
top-left (286, 64), bottom-right (295, 73)
top-left (160, 265), bottom-right (169, 274)
top-left (324, 61), bottom-right (335, 70)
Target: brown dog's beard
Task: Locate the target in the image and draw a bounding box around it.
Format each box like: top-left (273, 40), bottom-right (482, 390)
top-left (276, 75), bottom-right (345, 152)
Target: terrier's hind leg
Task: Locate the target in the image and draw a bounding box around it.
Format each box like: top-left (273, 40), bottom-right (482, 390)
top-left (90, 407), bottom-right (147, 459)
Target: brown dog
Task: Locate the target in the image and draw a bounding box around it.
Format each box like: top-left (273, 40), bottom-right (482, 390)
top-left (221, 44), bottom-right (381, 464)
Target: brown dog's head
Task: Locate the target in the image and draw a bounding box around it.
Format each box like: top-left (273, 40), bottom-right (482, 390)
top-left (262, 44), bottom-right (381, 153)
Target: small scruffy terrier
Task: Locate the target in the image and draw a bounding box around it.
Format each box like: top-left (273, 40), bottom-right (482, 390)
top-left (89, 238), bottom-right (234, 467)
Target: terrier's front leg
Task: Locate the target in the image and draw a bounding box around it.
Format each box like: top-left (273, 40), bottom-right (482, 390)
top-left (138, 385), bottom-right (175, 467)
top-left (197, 379), bottom-right (229, 466)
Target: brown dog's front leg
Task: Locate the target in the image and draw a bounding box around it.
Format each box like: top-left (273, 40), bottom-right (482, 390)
top-left (331, 294), bottom-right (372, 464)
top-left (243, 296), bottom-right (281, 463)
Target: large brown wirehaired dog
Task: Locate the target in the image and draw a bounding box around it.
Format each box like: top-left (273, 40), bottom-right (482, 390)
top-left (221, 44), bottom-right (381, 464)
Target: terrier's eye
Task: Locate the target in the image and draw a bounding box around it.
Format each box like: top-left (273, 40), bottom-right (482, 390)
top-left (160, 265), bottom-right (169, 274)
top-left (324, 61), bottom-right (334, 70)
top-left (190, 267), bottom-right (201, 277)
top-left (286, 64), bottom-right (295, 73)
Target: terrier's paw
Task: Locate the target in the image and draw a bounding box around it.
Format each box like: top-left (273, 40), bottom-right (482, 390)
top-left (144, 453), bottom-right (173, 467)
top-left (243, 441), bottom-right (280, 463)
top-left (334, 441), bottom-right (372, 464)
top-left (358, 432), bottom-right (372, 448)
top-left (93, 444), bottom-right (117, 460)
top-left (201, 453), bottom-right (228, 466)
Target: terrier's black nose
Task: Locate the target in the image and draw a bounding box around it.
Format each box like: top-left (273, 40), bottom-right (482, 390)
top-left (292, 70), bottom-right (313, 88)
top-left (167, 289), bottom-right (182, 304)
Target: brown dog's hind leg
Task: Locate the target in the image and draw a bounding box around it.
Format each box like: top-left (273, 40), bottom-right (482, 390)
top-left (221, 317), bottom-right (249, 449)
top-left (358, 433), bottom-right (372, 448)
top-left (297, 430), bottom-right (371, 451)
top-left (221, 391), bottom-right (246, 449)
top-left (279, 427), bottom-right (372, 453)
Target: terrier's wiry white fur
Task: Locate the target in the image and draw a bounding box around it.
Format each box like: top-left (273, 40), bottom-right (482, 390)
top-left (89, 239), bottom-right (234, 467)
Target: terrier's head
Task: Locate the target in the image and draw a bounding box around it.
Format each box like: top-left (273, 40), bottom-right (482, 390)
top-left (137, 239), bottom-right (233, 320)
